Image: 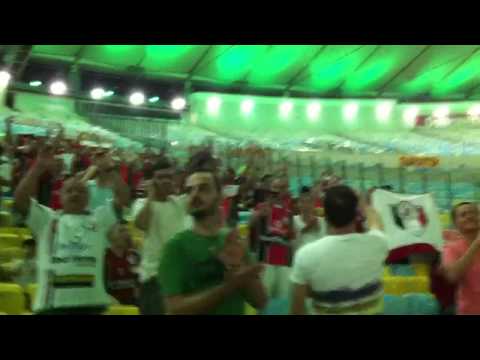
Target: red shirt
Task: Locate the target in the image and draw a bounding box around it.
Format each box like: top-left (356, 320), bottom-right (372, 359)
top-left (282, 194), bottom-right (294, 213)
top-left (50, 178), bottom-right (64, 210)
top-left (105, 249), bottom-right (140, 305)
top-left (256, 202), bottom-right (292, 266)
top-left (222, 198), bottom-right (232, 221)
top-left (443, 235), bottom-right (480, 314)
top-left (81, 154), bottom-right (92, 169)
top-left (119, 163), bottom-right (130, 184)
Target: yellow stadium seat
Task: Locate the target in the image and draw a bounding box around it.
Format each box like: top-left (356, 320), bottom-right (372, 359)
top-left (412, 263), bottom-right (431, 277)
top-left (0, 247), bottom-right (25, 263)
top-left (383, 267), bottom-right (391, 277)
top-left (104, 305), bottom-right (140, 315)
top-left (25, 283), bottom-right (38, 311)
top-left (0, 234), bottom-right (23, 249)
top-left (0, 227), bottom-right (33, 239)
top-left (0, 283), bottom-right (26, 314)
top-left (383, 276), bottom-right (430, 295)
top-left (2, 199), bottom-right (14, 210)
top-left (17, 228), bottom-right (32, 239)
top-left (245, 303), bottom-right (257, 315)
top-left (0, 212), bottom-right (13, 227)
top-left (0, 227), bottom-right (21, 237)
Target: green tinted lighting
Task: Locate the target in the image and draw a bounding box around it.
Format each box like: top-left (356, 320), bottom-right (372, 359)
top-left (104, 90), bottom-right (114, 97)
top-left (207, 96), bottom-right (221, 116)
top-left (149, 96), bottom-right (160, 103)
top-left (241, 99), bottom-right (254, 116)
top-left (307, 102), bottom-right (321, 122)
top-left (403, 107), bottom-right (419, 127)
top-left (279, 101), bottom-right (293, 119)
top-left (376, 102), bottom-right (393, 123)
top-left (343, 103), bottom-right (358, 122)
top-left (29, 80), bottom-right (42, 87)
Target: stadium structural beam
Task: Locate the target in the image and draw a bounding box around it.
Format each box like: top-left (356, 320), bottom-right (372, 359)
top-left (376, 45), bottom-right (431, 95)
top-left (3, 45), bottom-right (33, 79)
top-left (330, 45), bottom-right (382, 97)
top-left (283, 45), bottom-right (328, 92)
top-left (435, 46), bottom-right (480, 84)
top-left (186, 45), bottom-right (222, 80)
top-left (240, 45), bottom-right (274, 84)
top-left (285, 45), bottom-right (367, 93)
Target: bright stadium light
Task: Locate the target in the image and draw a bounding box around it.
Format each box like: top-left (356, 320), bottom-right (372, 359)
top-left (49, 81), bottom-right (68, 96)
top-left (207, 96), bottom-right (221, 115)
top-left (403, 106), bottom-right (419, 127)
top-left (307, 102), bottom-right (321, 122)
top-left (171, 97), bottom-right (187, 111)
top-left (241, 99), bottom-right (254, 116)
top-left (279, 100), bottom-right (293, 119)
top-left (433, 105), bottom-right (450, 119)
top-left (29, 80), bottom-right (42, 87)
top-left (129, 92), bottom-right (145, 106)
top-left (149, 96), bottom-right (160, 103)
top-left (433, 116), bottom-right (452, 127)
top-left (376, 102), bottom-right (393, 123)
top-left (104, 90), bottom-right (115, 97)
top-left (467, 104), bottom-right (480, 117)
top-left (90, 87), bottom-right (105, 100)
top-left (343, 102), bottom-right (359, 121)
top-left (0, 71), bottom-right (11, 88)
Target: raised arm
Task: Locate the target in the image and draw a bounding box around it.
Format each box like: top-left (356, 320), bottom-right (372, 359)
top-left (134, 181), bottom-right (157, 231)
top-left (14, 145), bottom-right (55, 215)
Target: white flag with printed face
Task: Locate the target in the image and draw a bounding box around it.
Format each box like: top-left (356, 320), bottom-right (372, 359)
top-left (372, 190), bottom-right (442, 251)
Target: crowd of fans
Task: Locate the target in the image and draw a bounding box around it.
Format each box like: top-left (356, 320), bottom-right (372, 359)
top-left (1, 115), bottom-right (480, 315)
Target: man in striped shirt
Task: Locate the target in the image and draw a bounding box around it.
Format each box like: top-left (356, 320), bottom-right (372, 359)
top-left (290, 185), bottom-right (388, 315)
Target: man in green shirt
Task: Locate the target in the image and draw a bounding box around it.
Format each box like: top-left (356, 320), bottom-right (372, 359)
top-left (158, 169), bottom-right (268, 315)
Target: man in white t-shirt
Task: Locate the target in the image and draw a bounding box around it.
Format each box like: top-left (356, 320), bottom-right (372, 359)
top-left (293, 186), bottom-right (327, 253)
top-left (14, 145), bottom-right (119, 315)
top-left (290, 185), bottom-right (388, 315)
top-left (133, 157), bottom-right (191, 314)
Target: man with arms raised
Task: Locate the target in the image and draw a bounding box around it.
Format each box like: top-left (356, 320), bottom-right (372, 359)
top-left (14, 145), bottom-right (119, 315)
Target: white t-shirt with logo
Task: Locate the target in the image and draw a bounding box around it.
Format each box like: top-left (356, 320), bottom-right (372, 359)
top-left (132, 195), bottom-right (192, 283)
top-left (290, 230), bottom-right (389, 313)
top-left (27, 199), bottom-right (118, 313)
